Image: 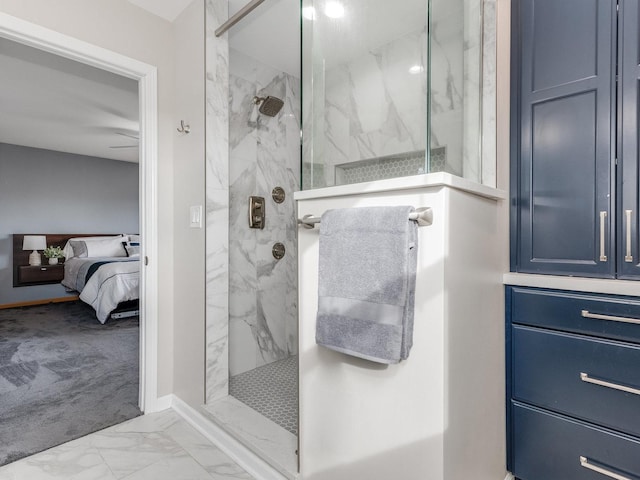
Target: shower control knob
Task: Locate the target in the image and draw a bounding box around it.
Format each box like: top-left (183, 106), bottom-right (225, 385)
top-left (272, 242), bottom-right (286, 260)
top-left (272, 187), bottom-right (285, 204)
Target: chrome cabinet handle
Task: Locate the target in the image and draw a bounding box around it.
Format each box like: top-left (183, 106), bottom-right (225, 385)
top-left (580, 372), bottom-right (640, 396)
top-left (600, 211), bottom-right (608, 262)
top-left (580, 456), bottom-right (632, 480)
top-left (581, 309), bottom-right (640, 325)
top-left (625, 209), bottom-right (633, 262)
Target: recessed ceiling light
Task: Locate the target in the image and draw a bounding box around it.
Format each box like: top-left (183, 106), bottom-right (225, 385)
top-left (409, 65), bottom-right (425, 75)
top-left (324, 1), bottom-right (345, 18)
top-left (302, 6), bottom-right (316, 20)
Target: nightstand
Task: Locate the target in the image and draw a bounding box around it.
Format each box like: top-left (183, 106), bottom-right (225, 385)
top-left (16, 264), bottom-right (64, 287)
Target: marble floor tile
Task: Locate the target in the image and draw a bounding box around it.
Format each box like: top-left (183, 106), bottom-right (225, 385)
top-left (108, 409), bottom-right (183, 434)
top-left (202, 397), bottom-right (297, 479)
top-left (164, 421), bottom-right (252, 480)
top-left (0, 410), bottom-right (254, 480)
top-left (119, 455), bottom-right (213, 480)
top-left (0, 447), bottom-right (116, 480)
top-left (89, 431), bottom-right (185, 479)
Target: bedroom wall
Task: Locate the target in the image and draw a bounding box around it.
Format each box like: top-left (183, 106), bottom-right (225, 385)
top-left (0, 143), bottom-right (139, 305)
top-left (0, 0), bottom-right (177, 399)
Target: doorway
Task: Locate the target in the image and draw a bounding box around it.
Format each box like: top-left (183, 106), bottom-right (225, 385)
top-left (0, 9), bottom-right (160, 441)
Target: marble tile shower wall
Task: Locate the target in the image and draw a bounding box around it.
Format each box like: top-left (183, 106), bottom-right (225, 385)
top-left (462, 0), bottom-right (482, 183)
top-left (320, 28), bottom-right (429, 187)
top-left (481, 0), bottom-right (497, 187)
top-left (206, 0), bottom-right (230, 404)
top-left (228, 49), bottom-right (301, 377)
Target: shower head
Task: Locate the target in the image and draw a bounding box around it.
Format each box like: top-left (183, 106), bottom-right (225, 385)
top-left (253, 95), bottom-right (284, 117)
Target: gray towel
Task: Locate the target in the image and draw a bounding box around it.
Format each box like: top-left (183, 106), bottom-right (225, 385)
top-left (315, 206), bottom-right (418, 364)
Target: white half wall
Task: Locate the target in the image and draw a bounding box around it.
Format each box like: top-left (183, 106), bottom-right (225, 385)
top-left (296, 178), bottom-right (506, 480)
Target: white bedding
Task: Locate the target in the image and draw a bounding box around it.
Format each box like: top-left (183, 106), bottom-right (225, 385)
top-left (79, 261), bottom-right (139, 324)
top-left (63, 257), bottom-right (139, 324)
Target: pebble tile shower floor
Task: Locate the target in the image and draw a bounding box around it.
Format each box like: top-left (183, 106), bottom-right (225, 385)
top-left (229, 355), bottom-right (298, 435)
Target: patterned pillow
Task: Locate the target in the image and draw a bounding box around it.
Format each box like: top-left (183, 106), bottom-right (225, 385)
top-left (69, 240), bottom-right (88, 258)
top-left (122, 237), bottom-right (141, 258)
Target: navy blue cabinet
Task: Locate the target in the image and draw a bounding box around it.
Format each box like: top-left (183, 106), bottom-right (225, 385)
top-left (506, 286), bottom-right (640, 480)
top-left (509, 6), bottom-right (640, 476)
top-left (618, 0), bottom-right (640, 278)
top-left (511, 0), bottom-right (640, 279)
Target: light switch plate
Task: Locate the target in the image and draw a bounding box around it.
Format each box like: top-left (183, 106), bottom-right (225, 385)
top-left (190, 205), bottom-right (203, 228)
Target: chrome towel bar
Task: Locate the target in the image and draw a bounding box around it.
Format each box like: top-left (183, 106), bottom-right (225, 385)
top-left (297, 207), bottom-right (433, 229)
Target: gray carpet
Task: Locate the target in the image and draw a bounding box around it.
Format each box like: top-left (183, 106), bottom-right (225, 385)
top-left (0, 301), bottom-right (141, 466)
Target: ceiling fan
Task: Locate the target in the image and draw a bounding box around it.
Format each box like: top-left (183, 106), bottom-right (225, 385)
top-left (109, 132), bottom-right (139, 149)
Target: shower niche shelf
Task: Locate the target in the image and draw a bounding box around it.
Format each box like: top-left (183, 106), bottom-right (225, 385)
top-left (334, 147), bottom-right (447, 186)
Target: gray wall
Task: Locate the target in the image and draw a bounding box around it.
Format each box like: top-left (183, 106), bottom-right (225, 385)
top-left (0, 143), bottom-right (139, 305)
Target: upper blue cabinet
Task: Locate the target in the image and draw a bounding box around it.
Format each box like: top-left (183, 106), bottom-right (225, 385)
top-left (511, 0), bottom-right (640, 279)
top-left (617, 0), bottom-right (640, 278)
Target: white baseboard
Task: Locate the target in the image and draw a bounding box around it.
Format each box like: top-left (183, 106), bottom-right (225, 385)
top-left (169, 395), bottom-right (288, 480)
top-left (153, 394), bottom-right (173, 412)
top-left (504, 474), bottom-right (515, 480)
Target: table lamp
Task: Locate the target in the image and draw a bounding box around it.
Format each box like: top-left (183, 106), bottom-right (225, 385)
top-left (23, 235), bottom-right (47, 266)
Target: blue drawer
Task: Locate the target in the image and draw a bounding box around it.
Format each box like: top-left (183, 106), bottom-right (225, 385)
top-left (513, 325), bottom-right (640, 437)
top-left (509, 287), bottom-right (640, 343)
top-left (512, 403), bottom-right (640, 480)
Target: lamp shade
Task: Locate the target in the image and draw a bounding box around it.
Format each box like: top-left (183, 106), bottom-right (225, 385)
top-left (23, 235), bottom-right (47, 251)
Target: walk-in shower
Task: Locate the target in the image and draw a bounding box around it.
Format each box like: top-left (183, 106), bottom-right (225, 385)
top-left (204, 0), bottom-right (490, 475)
top-left (214, 0), bottom-right (301, 443)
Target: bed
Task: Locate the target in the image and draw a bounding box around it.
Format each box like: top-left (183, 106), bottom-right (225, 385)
top-left (59, 234), bottom-right (140, 323)
top-left (12, 233), bottom-right (140, 323)
top-left (62, 257), bottom-right (139, 323)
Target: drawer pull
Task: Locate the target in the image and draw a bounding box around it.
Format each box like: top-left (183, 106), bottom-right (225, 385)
top-left (581, 310), bottom-right (640, 325)
top-left (580, 456), bottom-right (632, 480)
top-left (580, 372), bottom-right (640, 396)
top-left (600, 210), bottom-right (608, 262)
top-left (625, 209), bottom-right (633, 262)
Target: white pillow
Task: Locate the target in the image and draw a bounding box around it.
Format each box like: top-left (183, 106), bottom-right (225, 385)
top-left (62, 235), bottom-right (123, 259)
top-left (84, 237), bottom-right (127, 258)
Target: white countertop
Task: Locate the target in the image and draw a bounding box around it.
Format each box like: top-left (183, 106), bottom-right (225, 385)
top-left (504, 272), bottom-right (640, 296)
top-left (294, 172), bottom-right (507, 201)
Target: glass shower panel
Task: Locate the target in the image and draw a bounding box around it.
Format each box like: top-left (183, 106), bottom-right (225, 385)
top-left (226, 0), bottom-right (301, 435)
top-left (302, 0), bottom-right (429, 189)
top-left (430, 0), bottom-right (484, 183)
top-left (302, 0), bottom-right (486, 189)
